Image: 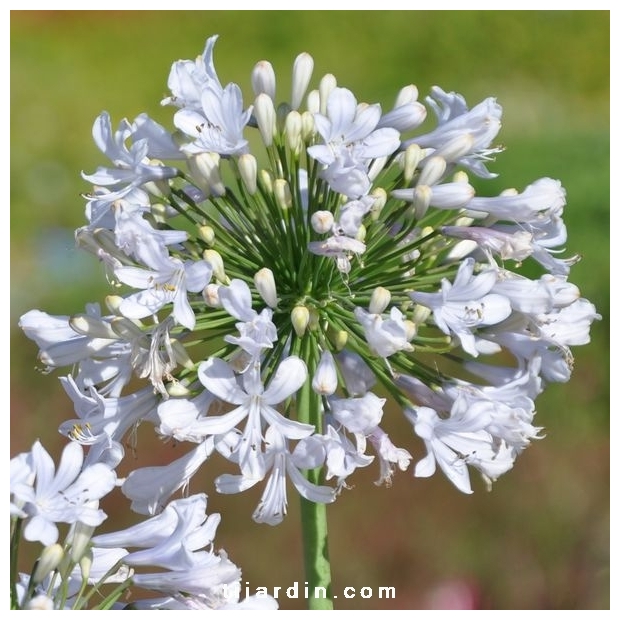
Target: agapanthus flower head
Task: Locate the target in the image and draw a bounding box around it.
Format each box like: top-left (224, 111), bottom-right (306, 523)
top-left (19, 35), bottom-right (599, 534)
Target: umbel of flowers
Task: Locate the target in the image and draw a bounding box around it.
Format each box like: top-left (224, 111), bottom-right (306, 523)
top-left (12, 35), bottom-right (599, 609)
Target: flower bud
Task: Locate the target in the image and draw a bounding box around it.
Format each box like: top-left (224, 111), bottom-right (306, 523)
top-left (254, 268), bottom-right (278, 308)
top-left (434, 133), bottom-right (475, 162)
top-left (188, 153), bottom-right (225, 197)
top-left (32, 544), bottom-right (64, 585)
top-left (355, 224), bottom-right (367, 242)
top-left (301, 110), bottom-right (315, 141)
top-left (255, 170), bottom-right (273, 197)
top-left (370, 187), bottom-right (387, 221)
top-left (404, 319), bottom-right (417, 341)
top-left (291, 305), bottom-right (310, 337)
top-left (330, 329), bottom-right (348, 351)
top-left (369, 287), bottom-right (391, 314)
top-left (198, 225), bottom-right (215, 246)
top-left (412, 184), bottom-right (432, 219)
top-left (274, 179), bottom-right (292, 210)
top-left (311, 210), bottom-right (334, 234)
top-left (69, 522), bottom-right (95, 563)
top-left (285, 110), bottom-right (303, 154)
top-left (453, 170), bottom-right (470, 184)
top-left (203, 283), bottom-right (221, 307)
top-left (319, 73), bottom-right (337, 115)
top-left (251, 60), bottom-right (276, 100)
top-left (238, 153), bottom-right (258, 195)
top-left (105, 295), bottom-right (124, 314)
top-left (25, 595), bottom-right (54, 610)
top-left (167, 380), bottom-right (193, 397)
top-left (312, 350), bottom-right (338, 395)
top-left (395, 84), bottom-right (419, 108)
top-left (411, 303), bottom-right (431, 325)
top-left (79, 549), bottom-right (93, 582)
top-left (417, 156), bottom-right (447, 187)
top-left (402, 143), bottom-right (422, 184)
top-left (254, 93), bottom-right (277, 146)
top-left (203, 249), bottom-right (227, 283)
top-left (70, 314), bottom-right (116, 339)
top-left (291, 52), bottom-right (314, 110)
top-left (306, 89), bottom-right (320, 114)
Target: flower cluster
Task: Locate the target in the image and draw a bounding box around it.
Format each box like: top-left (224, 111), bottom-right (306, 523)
top-left (13, 35), bottom-right (599, 608)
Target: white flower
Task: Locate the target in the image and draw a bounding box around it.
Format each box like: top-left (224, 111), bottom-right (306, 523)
top-left (82, 112), bottom-right (178, 201)
top-left (198, 356), bottom-right (314, 478)
top-left (116, 236), bottom-right (212, 330)
top-left (411, 258), bottom-right (512, 356)
top-left (354, 306), bottom-right (413, 358)
top-left (12, 441), bottom-right (116, 545)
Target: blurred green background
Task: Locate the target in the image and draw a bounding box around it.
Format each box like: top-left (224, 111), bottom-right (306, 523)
top-left (11, 11), bottom-right (609, 610)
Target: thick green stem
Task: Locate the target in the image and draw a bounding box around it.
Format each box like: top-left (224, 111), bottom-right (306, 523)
top-left (297, 334), bottom-right (334, 610)
top-left (299, 474), bottom-right (333, 610)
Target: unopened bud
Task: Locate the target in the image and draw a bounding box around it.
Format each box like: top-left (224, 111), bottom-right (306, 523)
top-left (319, 73), bottom-right (337, 115)
top-left (26, 595), bottom-right (54, 610)
top-left (254, 93), bottom-right (277, 146)
top-left (452, 170), bottom-right (470, 184)
top-left (412, 184), bottom-right (432, 219)
top-left (312, 350), bottom-right (338, 395)
top-left (395, 84), bottom-right (419, 107)
top-left (203, 249), bottom-right (227, 283)
top-left (291, 52), bottom-right (314, 110)
top-left (79, 549), bottom-right (93, 582)
top-left (167, 380), bottom-right (193, 397)
top-left (198, 225), bottom-right (215, 246)
top-left (370, 188), bottom-right (387, 220)
top-left (251, 60), bottom-right (276, 100)
top-left (404, 319), bottom-right (417, 341)
top-left (355, 224), bottom-right (367, 242)
top-left (301, 110), bottom-right (315, 141)
top-left (417, 156), bottom-right (446, 187)
top-left (402, 143), bottom-right (422, 184)
top-left (70, 314), bottom-right (116, 339)
top-left (285, 111), bottom-right (303, 154)
top-left (254, 268), bottom-right (278, 308)
top-left (291, 306), bottom-right (310, 337)
top-left (330, 329), bottom-right (348, 351)
top-left (105, 295), bottom-right (124, 315)
top-left (274, 179), bottom-right (292, 210)
top-left (33, 544), bottom-right (64, 584)
top-left (69, 522), bottom-right (95, 563)
top-left (203, 283), bottom-right (221, 307)
top-left (411, 303), bottom-right (431, 324)
top-left (306, 89), bottom-right (320, 114)
top-left (188, 153), bottom-right (225, 197)
top-left (434, 133), bottom-right (475, 162)
top-left (259, 169), bottom-right (274, 194)
top-left (311, 210), bottom-right (334, 234)
top-left (369, 287), bottom-right (391, 314)
top-left (238, 154), bottom-right (258, 195)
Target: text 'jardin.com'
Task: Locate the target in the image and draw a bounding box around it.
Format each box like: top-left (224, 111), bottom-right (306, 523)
top-left (226, 582), bottom-right (396, 601)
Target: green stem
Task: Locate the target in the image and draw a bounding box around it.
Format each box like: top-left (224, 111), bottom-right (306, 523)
top-left (297, 334), bottom-right (334, 610)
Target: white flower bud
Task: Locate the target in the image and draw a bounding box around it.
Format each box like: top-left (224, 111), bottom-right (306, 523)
top-left (79, 549), bottom-right (93, 582)
top-left (412, 184), bottom-right (432, 219)
top-left (254, 267), bottom-right (278, 308)
top-left (369, 287), bottom-right (391, 314)
top-left (167, 380), bottom-right (192, 397)
top-left (291, 52), bottom-right (314, 110)
top-left (411, 303), bottom-right (431, 324)
top-left (291, 306), bottom-right (310, 337)
top-left (68, 522), bottom-right (95, 564)
top-left (203, 249), bottom-right (227, 283)
top-left (312, 350), bottom-right (338, 395)
top-left (254, 93), bottom-right (277, 146)
top-left (188, 152), bottom-right (225, 197)
top-left (355, 224), bottom-right (367, 242)
top-left (368, 155), bottom-right (389, 181)
top-left (395, 84), bottom-right (419, 107)
top-left (311, 210), bottom-right (334, 233)
top-left (402, 143), bottom-right (423, 184)
top-left (198, 225), bottom-right (215, 245)
top-left (203, 283), bottom-right (221, 307)
top-left (306, 89), bottom-right (320, 114)
top-left (330, 329), bottom-right (348, 351)
top-left (417, 156), bottom-right (447, 187)
top-left (251, 60), bottom-right (276, 100)
top-left (259, 169), bottom-right (274, 194)
top-left (404, 319), bottom-right (417, 341)
top-left (453, 170), bottom-right (470, 184)
top-left (434, 133), bottom-right (476, 162)
top-left (25, 595), bottom-right (54, 610)
top-left (33, 544), bottom-right (64, 584)
top-left (238, 153), bottom-right (258, 195)
top-left (301, 110), bottom-right (315, 140)
top-left (69, 314), bottom-right (116, 339)
top-left (105, 295), bottom-right (124, 314)
top-left (285, 110), bottom-right (303, 154)
top-left (319, 73), bottom-right (337, 115)
top-left (274, 179), bottom-right (292, 210)
top-left (370, 187), bottom-right (387, 221)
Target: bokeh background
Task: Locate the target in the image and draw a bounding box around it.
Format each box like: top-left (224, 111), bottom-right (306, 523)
top-left (11, 10), bottom-right (609, 610)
